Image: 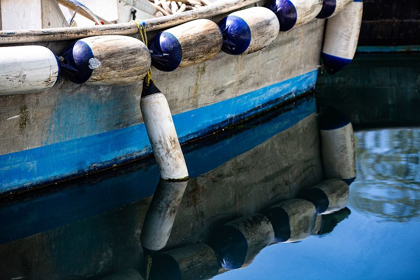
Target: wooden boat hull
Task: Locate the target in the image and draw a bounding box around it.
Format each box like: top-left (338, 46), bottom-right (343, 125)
top-left (0, 19), bottom-right (324, 193)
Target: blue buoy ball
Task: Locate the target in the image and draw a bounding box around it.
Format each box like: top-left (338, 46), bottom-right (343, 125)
top-left (219, 15), bottom-right (252, 55)
top-left (148, 32), bottom-right (183, 72)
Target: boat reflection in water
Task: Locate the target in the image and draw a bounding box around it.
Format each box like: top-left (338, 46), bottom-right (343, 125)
top-left (0, 94), bottom-right (355, 279)
top-left (349, 128), bottom-right (420, 222)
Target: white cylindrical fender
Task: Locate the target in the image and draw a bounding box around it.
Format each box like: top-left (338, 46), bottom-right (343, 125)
top-left (319, 107), bottom-right (356, 185)
top-left (299, 179), bottom-right (349, 215)
top-left (268, 0), bottom-right (323, 31)
top-left (0, 46), bottom-right (59, 95)
top-left (265, 199), bottom-right (317, 243)
top-left (140, 87), bottom-right (189, 181)
top-left (321, 0), bottom-right (363, 74)
top-left (316, 0), bottom-right (352, 19)
top-left (219, 7), bottom-right (279, 55)
top-left (60, 35), bottom-right (151, 85)
top-left (101, 269), bottom-right (144, 280)
top-left (149, 19), bottom-right (222, 71)
top-left (150, 244), bottom-right (219, 280)
top-left (140, 180), bottom-right (188, 251)
top-left (209, 214), bottom-right (274, 270)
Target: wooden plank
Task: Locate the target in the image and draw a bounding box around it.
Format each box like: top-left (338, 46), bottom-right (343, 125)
top-left (0, 1), bottom-right (2, 30)
top-left (0, 0), bottom-right (262, 44)
top-left (41, 0), bottom-right (69, 28)
top-left (1, 0), bottom-right (42, 30)
top-left (56, 0), bottom-right (112, 24)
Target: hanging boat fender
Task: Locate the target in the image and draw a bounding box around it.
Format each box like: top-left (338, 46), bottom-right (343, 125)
top-left (140, 80), bottom-right (189, 181)
top-left (265, 199), bottom-right (317, 243)
top-left (149, 244), bottom-right (219, 280)
top-left (60, 35), bottom-right (151, 85)
top-left (148, 19), bottom-right (222, 72)
top-left (321, 0), bottom-right (363, 74)
top-left (316, 0), bottom-right (352, 19)
top-left (319, 107), bottom-right (356, 185)
top-left (219, 7), bottom-right (279, 55)
top-left (141, 179), bottom-right (188, 251)
top-left (208, 214), bottom-right (274, 270)
top-left (299, 179), bottom-right (349, 215)
top-left (268, 0), bottom-right (323, 32)
top-left (0, 46), bottom-right (60, 95)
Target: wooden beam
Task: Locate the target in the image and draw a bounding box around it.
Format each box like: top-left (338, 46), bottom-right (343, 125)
top-left (56, 0), bottom-right (112, 25)
top-left (0, 0), bottom-right (262, 44)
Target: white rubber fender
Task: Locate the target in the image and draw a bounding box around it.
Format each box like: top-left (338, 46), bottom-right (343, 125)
top-left (140, 92), bottom-right (189, 181)
top-left (0, 46), bottom-right (59, 95)
top-left (321, 0), bottom-right (363, 74)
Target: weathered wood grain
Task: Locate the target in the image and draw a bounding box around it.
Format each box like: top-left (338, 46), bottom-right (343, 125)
top-left (230, 7), bottom-right (279, 54)
top-left (80, 35), bottom-right (151, 85)
top-left (166, 19), bottom-right (222, 67)
top-left (292, 0), bottom-right (323, 28)
top-left (0, 0), bottom-right (262, 44)
top-left (323, 1), bottom-right (363, 59)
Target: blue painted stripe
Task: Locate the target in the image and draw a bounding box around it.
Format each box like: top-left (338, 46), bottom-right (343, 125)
top-left (357, 45), bottom-right (420, 53)
top-left (0, 70), bottom-right (318, 193)
top-left (0, 97), bottom-right (316, 244)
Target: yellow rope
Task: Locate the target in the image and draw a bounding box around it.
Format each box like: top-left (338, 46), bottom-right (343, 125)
top-left (133, 20), bottom-right (153, 86)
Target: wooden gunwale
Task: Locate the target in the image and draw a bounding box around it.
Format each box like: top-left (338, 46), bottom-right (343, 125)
top-left (0, 0), bottom-right (262, 44)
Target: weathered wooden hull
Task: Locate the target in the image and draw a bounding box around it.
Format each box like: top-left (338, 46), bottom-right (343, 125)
top-left (0, 18), bottom-right (324, 193)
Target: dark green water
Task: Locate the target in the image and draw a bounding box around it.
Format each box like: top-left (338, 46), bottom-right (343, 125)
top-left (1, 53), bottom-right (420, 280)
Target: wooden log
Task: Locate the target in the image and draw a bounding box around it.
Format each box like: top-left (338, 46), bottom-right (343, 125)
top-left (150, 244), bottom-right (219, 280)
top-left (219, 7), bottom-right (279, 55)
top-left (299, 179), bottom-right (349, 215)
top-left (265, 199), bottom-right (317, 243)
top-left (0, 0), bottom-right (262, 44)
top-left (268, 0), bottom-right (323, 31)
top-left (0, 46), bottom-right (59, 95)
top-left (60, 35), bottom-right (151, 85)
top-left (148, 19), bottom-right (222, 71)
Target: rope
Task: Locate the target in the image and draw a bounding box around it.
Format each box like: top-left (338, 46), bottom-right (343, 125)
top-left (134, 20), bottom-right (153, 86)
